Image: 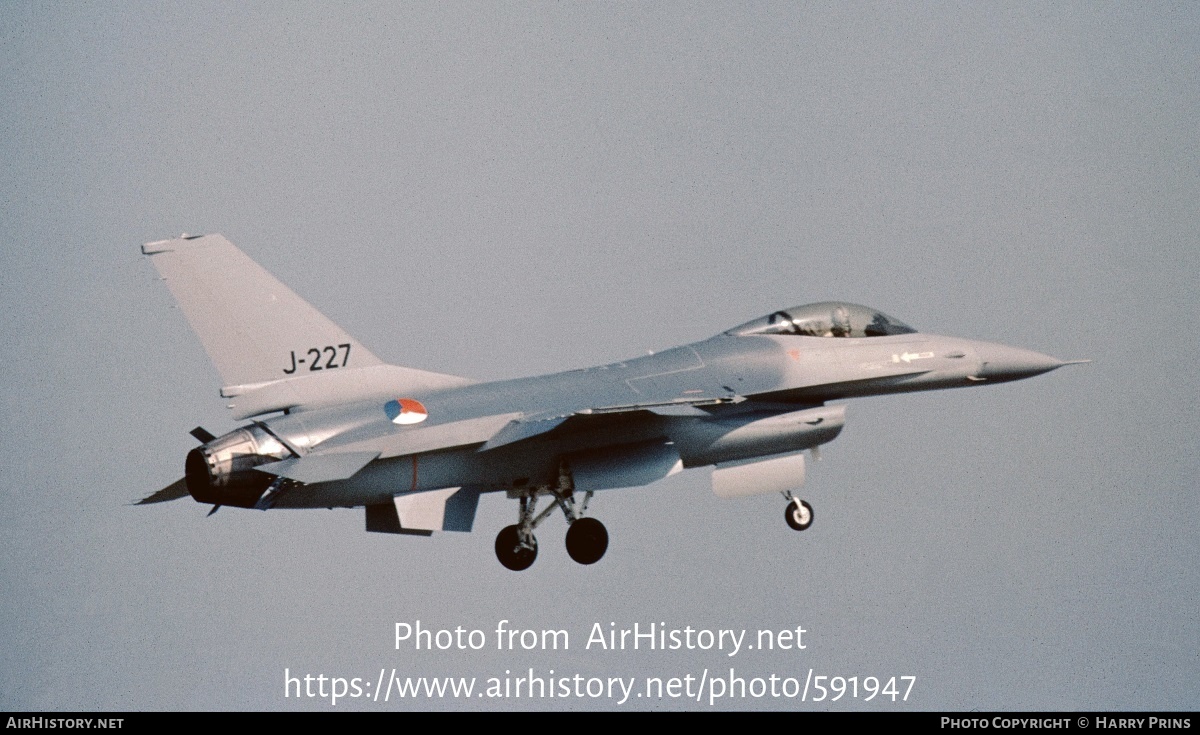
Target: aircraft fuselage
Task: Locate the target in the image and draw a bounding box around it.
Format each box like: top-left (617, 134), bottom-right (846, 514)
top-left (249, 331), bottom-right (1061, 509)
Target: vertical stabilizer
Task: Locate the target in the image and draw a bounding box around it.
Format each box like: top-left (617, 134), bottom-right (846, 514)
top-left (142, 234), bottom-right (384, 389)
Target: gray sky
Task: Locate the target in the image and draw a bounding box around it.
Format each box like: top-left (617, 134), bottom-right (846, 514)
top-left (2, 2), bottom-right (1196, 710)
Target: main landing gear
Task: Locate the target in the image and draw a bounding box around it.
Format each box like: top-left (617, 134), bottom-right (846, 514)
top-left (494, 524), bottom-right (538, 571)
top-left (495, 461), bottom-right (608, 571)
top-left (782, 491), bottom-right (814, 531)
top-left (565, 517), bottom-right (608, 565)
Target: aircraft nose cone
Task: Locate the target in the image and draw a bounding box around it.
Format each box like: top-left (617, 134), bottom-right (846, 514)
top-left (973, 342), bottom-right (1066, 383)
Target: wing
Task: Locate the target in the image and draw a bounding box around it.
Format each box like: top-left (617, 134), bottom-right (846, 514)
top-left (479, 395), bottom-right (746, 451)
top-left (244, 397), bottom-right (729, 486)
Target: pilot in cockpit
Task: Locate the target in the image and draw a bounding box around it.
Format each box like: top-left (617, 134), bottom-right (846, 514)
top-left (723, 302), bottom-right (918, 340)
top-left (827, 306), bottom-right (851, 337)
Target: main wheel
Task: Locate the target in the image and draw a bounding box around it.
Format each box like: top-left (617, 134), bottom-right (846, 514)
top-left (785, 499), bottom-right (814, 531)
top-left (495, 525), bottom-right (538, 571)
top-left (565, 517), bottom-right (609, 565)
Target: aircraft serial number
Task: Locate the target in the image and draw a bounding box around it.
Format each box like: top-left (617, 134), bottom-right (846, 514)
top-left (283, 344), bottom-right (351, 374)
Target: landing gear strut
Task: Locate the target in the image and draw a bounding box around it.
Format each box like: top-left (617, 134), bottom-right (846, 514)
top-left (783, 491), bottom-right (813, 531)
top-left (495, 492), bottom-right (540, 571)
top-left (494, 461), bottom-right (609, 570)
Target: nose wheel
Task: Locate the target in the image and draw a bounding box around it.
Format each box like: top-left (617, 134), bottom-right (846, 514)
top-left (784, 496), bottom-right (814, 531)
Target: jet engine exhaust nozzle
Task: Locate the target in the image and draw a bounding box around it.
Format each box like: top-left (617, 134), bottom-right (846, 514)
top-left (183, 425), bottom-right (290, 508)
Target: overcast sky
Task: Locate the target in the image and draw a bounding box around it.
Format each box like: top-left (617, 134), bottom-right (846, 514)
top-left (2, 2), bottom-right (1196, 711)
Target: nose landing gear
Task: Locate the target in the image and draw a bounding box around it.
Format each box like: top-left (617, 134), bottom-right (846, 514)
top-left (783, 491), bottom-right (813, 531)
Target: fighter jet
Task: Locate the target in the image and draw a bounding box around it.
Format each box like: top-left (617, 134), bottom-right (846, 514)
top-left (138, 234), bottom-right (1085, 570)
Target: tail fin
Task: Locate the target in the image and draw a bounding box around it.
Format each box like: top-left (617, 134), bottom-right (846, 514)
top-left (142, 233), bottom-right (385, 390)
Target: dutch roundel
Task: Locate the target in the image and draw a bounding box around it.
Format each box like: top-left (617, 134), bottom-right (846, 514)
top-left (384, 398), bottom-right (428, 425)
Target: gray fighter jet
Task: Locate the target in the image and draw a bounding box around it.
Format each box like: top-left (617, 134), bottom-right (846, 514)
top-left (139, 234), bottom-right (1085, 570)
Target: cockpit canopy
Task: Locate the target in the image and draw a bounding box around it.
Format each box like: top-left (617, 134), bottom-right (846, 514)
top-left (725, 302), bottom-right (918, 339)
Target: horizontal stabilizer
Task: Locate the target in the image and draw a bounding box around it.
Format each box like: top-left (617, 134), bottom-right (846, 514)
top-left (134, 477), bottom-right (190, 505)
top-left (189, 426), bottom-right (217, 443)
top-left (256, 451), bottom-right (379, 484)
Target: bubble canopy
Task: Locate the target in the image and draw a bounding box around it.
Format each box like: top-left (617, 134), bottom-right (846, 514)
top-left (724, 302), bottom-right (918, 339)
